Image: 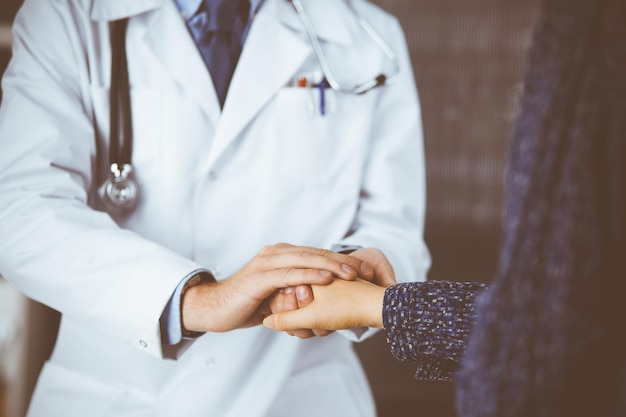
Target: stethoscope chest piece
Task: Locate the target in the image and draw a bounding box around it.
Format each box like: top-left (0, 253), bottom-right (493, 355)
top-left (98, 163), bottom-right (139, 212)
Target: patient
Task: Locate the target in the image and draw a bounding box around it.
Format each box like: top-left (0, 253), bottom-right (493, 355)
top-left (264, 278), bottom-right (487, 380)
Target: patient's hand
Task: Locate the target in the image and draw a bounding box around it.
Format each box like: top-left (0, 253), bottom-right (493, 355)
top-left (266, 247), bottom-right (394, 338)
top-left (264, 278), bottom-right (386, 335)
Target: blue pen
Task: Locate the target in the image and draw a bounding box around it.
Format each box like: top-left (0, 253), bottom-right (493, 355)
top-left (316, 78), bottom-right (329, 116)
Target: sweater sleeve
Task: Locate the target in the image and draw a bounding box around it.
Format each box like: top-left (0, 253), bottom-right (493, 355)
top-left (382, 280), bottom-right (487, 380)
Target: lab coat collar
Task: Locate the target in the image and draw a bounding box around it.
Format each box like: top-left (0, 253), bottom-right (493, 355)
top-left (203, 0), bottom-right (313, 169)
top-left (90, 0), bottom-right (220, 125)
top-left (89, 0), bottom-right (354, 169)
top-left (141, 1), bottom-right (223, 127)
top-left (90, 0), bottom-right (165, 21)
top-left (172, 0), bottom-right (202, 19)
top-left (204, 0), bottom-right (355, 169)
top-left (279, 0), bottom-right (353, 46)
top-left (90, 0), bottom-right (353, 41)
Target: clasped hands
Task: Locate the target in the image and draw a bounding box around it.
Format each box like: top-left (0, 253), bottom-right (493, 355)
top-left (182, 243), bottom-right (393, 338)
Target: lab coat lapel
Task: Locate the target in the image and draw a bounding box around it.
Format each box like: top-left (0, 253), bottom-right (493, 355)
top-left (92, 0), bottom-right (220, 124)
top-left (140, 2), bottom-right (221, 127)
top-left (205, 0), bottom-right (312, 169)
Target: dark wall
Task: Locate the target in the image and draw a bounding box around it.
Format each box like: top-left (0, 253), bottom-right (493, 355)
top-left (0, 50), bottom-right (9, 92)
top-left (373, 0), bottom-right (541, 283)
top-left (0, 0), bottom-right (20, 21)
top-left (0, 0), bottom-right (21, 101)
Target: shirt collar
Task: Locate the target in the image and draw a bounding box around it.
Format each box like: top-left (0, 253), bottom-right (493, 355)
top-left (173, 0), bottom-right (265, 20)
top-left (250, 0), bottom-right (265, 15)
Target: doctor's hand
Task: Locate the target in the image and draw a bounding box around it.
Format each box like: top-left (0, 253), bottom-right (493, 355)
top-left (348, 247), bottom-right (396, 287)
top-left (263, 278), bottom-right (387, 333)
top-left (181, 243), bottom-right (375, 333)
top-left (268, 246), bottom-right (394, 338)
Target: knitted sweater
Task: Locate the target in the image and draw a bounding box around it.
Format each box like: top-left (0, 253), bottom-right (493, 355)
top-left (455, 0), bottom-right (626, 416)
top-left (382, 281), bottom-right (487, 381)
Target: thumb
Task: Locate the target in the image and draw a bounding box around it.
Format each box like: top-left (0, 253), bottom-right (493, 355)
top-left (263, 310), bottom-right (308, 331)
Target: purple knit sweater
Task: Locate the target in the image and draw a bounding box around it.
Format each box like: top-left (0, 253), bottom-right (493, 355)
top-left (455, 0), bottom-right (626, 416)
top-left (380, 1), bottom-right (626, 416)
top-left (383, 281), bottom-right (487, 381)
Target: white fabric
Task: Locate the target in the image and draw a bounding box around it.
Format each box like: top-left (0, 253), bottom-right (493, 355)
top-left (0, 0), bottom-right (430, 415)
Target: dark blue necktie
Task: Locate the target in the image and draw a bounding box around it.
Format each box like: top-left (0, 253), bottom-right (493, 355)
top-left (188, 0), bottom-right (250, 108)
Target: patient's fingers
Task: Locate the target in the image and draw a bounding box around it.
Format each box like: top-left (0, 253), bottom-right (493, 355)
top-left (269, 287), bottom-right (315, 338)
top-left (263, 309), bottom-right (312, 331)
top-left (295, 285), bottom-right (333, 338)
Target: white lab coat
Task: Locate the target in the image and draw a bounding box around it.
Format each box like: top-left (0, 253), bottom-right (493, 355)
top-left (0, 0), bottom-right (429, 416)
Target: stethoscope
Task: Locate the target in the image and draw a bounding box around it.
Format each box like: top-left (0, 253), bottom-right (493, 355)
top-left (98, 18), bottom-right (138, 213)
top-left (99, 0), bottom-right (400, 212)
top-left (290, 0), bottom-right (400, 94)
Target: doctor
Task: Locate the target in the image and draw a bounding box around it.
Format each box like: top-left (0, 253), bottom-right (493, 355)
top-left (0, 0), bottom-right (429, 416)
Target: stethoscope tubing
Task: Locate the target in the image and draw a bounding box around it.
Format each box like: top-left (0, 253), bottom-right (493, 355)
top-left (290, 0), bottom-right (400, 94)
top-left (110, 18), bottom-right (132, 168)
top-left (99, 18), bottom-right (139, 213)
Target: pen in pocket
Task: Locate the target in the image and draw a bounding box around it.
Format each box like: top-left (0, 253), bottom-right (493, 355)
top-left (314, 78), bottom-right (330, 116)
top-left (297, 75), bottom-right (315, 118)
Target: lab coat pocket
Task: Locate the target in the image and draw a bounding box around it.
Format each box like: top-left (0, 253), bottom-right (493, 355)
top-left (28, 362), bottom-right (124, 417)
top-left (89, 86), bottom-right (162, 183)
top-left (273, 87), bottom-right (340, 186)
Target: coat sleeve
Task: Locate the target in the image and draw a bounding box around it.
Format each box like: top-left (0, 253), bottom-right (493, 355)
top-left (335, 11), bottom-right (431, 342)
top-left (0, 0), bottom-right (205, 359)
top-left (335, 13), bottom-right (430, 285)
top-left (383, 281), bottom-right (488, 380)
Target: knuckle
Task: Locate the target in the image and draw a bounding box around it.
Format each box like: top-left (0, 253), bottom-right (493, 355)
top-left (281, 267), bottom-right (294, 279)
top-left (259, 242), bottom-right (292, 256)
top-left (258, 245), bottom-right (276, 256)
top-left (276, 268), bottom-right (299, 287)
top-left (247, 255), bottom-right (264, 271)
top-left (311, 247), bottom-right (330, 256)
top-left (268, 297), bottom-right (282, 313)
top-left (294, 249), bottom-right (310, 258)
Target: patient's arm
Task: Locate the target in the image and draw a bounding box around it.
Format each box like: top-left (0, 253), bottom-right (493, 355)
top-left (264, 279), bottom-right (488, 381)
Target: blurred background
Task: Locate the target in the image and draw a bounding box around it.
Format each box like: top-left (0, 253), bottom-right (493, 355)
top-left (0, 1), bottom-right (541, 416)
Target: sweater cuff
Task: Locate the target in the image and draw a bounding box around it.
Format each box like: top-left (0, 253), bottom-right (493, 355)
top-left (382, 280), bottom-right (487, 380)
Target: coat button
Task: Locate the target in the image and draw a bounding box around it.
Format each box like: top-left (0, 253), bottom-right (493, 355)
top-left (139, 340), bottom-right (148, 348)
top-left (208, 171), bottom-right (218, 181)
